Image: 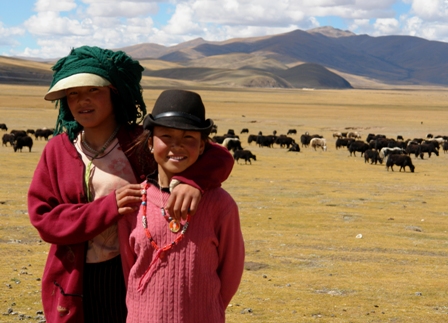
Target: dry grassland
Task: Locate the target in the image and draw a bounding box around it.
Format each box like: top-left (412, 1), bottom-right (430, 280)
top-left (1, 84), bottom-right (447, 322)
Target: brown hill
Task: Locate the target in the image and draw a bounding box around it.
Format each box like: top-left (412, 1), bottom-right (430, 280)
top-left (122, 27), bottom-right (448, 86)
top-left (0, 57), bottom-right (52, 85)
top-left (4, 26), bottom-right (448, 88)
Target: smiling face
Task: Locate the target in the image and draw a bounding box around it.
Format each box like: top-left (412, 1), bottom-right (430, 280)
top-left (65, 85), bottom-right (116, 132)
top-left (151, 126), bottom-right (205, 185)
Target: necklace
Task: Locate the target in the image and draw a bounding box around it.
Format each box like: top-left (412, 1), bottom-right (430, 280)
top-left (158, 175), bottom-right (182, 233)
top-left (81, 126), bottom-right (120, 156)
top-left (138, 180), bottom-right (191, 292)
top-left (82, 126), bottom-right (120, 202)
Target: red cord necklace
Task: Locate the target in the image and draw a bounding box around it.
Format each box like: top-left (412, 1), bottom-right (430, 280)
top-left (138, 179), bottom-right (191, 292)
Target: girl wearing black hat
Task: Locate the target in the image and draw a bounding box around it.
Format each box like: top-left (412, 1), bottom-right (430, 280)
top-left (125, 89), bottom-right (245, 323)
top-left (27, 47), bottom-right (234, 323)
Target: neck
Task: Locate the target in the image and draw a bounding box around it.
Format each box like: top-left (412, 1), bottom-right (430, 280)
top-left (83, 124), bottom-right (120, 152)
top-left (157, 168), bottom-right (171, 188)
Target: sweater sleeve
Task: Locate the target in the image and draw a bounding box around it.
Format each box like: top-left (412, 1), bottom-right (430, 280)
top-left (27, 139), bottom-right (122, 245)
top-left (216, 193), bottom-right (245, 307)
top-left (172, 141), bottom-right (234, 193)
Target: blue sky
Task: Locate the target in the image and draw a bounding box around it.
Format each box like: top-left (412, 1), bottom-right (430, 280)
top-left (1, 0), bottom-right (447, 59)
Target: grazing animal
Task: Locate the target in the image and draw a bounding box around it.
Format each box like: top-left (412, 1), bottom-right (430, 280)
top-left (364, 149), bottom-right (383, 164)
top-left (13, 135), bottom-right (33, 152)
top-left (335, 138), bottom-right (353, 150)
top-left (227, 129), bottom-right (235, 136)
top-left (310, 138), bottom-right (327, 151)
top-left (233, 150), bottom-right (256, 164)
top-left (417, 143), bottom-right (439, 159)
top-left (443, 141), bottom-right (448, 154)
top-left (210, 125), bottom-right (218, 134)
top-left (2, 133), bottom-right (14, 146)
top-left (240, 128), bottom-right (249, 134)
top-left (247, 134), bottom-right (258, 145)
top-left (379, 147), bottom-right (405, 160)
top-left (256, 135), bottom-right (275, 148)
top-left (300, 134), bottom-right (311, 147)
top-left (35, 128), bottom-right (54, 141)
top-left (221, 138), bottom-right (243, 152)
top-left (0, 123), bottom-right (8, 131)
top-left (333, 132), bottom-right (348, 138)
top-left (212, 135), bottom-right (226, 144)
top-left (406, 142), bottom-right (420, 157)
top-left (287, 143), bottom-right (300, 152)
top-left (275, 135), bottom-right (295, 148)
top-left (386, 154), bottom-right (415, 172)
top-left (287, 129), bottom-right (297, 135)
top-left (347, 131), bottom-right (361, 139)
top-left (347, 140), bottom-right (369, 157)
top-left (397, 135), bottom-right (404, 141)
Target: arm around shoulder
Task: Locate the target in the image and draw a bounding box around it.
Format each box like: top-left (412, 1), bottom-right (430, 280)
top-left (173, 141), bottom-right (234, 193)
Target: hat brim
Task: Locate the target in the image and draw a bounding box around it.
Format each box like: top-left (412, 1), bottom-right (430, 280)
top-left (44, 73), bottom-right (111, 101)
top-left (144, 114), bottom-right (214, 134)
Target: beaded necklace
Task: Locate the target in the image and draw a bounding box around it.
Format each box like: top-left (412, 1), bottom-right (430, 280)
top-left (138, 179), bottom-right (190, 292)
top-left (157, 175), bottom-right (182, 233)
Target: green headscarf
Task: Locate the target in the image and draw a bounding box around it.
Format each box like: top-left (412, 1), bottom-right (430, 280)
top-left (50, 46), bottom-right (146, 140)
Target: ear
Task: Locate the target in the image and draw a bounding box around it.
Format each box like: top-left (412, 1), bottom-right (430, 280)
top-left (147, 137), bottom-right (153, 153)
top-left (199, 140), bottom-right (206, 155)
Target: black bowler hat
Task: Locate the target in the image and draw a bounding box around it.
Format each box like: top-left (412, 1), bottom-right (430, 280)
top-left (143, 89), bottom-right (213, 134)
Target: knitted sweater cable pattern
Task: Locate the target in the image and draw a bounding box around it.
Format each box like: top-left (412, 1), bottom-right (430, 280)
top-left (125, 183), bottom-right (245, 323)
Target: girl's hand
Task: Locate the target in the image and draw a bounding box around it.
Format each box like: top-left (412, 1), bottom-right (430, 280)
top-left (166, 184), bottom-right (201, 220)
top-left (115, 184), bottom-right (142, 215)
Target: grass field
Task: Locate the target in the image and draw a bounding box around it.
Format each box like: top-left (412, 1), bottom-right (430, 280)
top-left (1, 84), bottom-right (447, 322)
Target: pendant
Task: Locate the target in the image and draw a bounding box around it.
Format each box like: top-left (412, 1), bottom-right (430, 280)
top-left (169, 219), bottom-right (181, 233)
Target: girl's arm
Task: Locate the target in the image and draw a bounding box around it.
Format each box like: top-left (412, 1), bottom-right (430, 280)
top-left (27, 144), bottom-right (122, 245)
top-left (167, 141), bottom-right (234, 219)
top-left (173, 141), bottom-right (233, 193)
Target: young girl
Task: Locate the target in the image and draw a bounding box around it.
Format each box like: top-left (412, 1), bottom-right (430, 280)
top-left (27, 47), bottom-right (234, 323)
top-left (125, 89), bottom-right (245, 323)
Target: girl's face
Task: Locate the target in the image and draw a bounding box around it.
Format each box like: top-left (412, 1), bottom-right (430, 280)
top-left (65, 86), bottom-right (116, 131)
top-left (151, 126), bottom-right (205, 181)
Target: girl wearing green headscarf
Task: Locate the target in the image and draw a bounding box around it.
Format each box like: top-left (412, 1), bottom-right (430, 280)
top-left (28, 46), bottom-right (234, 323)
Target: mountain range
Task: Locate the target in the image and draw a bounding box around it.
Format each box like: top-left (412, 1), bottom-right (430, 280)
top-left (1, 26), bottom-right (448, 89)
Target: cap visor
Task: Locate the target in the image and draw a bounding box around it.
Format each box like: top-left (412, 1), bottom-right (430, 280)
top-left (44, 73), bottom-right (111, 101)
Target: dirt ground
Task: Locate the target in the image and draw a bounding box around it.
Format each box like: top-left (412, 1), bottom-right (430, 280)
top-left (1, 85), bottom-right (448, 322)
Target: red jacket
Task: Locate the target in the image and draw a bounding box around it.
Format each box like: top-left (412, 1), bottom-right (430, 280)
top-left (27, 125), bottom-right (233, 322)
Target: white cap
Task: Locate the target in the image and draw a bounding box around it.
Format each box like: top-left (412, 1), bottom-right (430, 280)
top-left (44, 73), bottom-right (111, 101)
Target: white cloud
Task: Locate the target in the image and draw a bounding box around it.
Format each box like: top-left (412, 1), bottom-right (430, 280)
top-left (34, 0), bottom-right (77, 12)
top-left (86, 1), bottom-right (158, 18)
top-left (410, 0), bottom-right (448, 20)
top-left (373, 18), bottom-right (401, 35)
top-left (24, 11), bottom-right (91, 36)
top-left (0, 23), bottom-right (25, 49)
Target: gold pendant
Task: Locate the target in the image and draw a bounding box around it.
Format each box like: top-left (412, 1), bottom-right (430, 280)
top-left (169, 219), bottom-right (181, 233)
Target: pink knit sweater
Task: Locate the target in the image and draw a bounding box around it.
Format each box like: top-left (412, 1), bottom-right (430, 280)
top-left (124, 181), bottom-right (245, 323)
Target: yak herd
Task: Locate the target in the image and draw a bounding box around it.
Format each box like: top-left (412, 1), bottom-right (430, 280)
top-left (2, 122), bottom-right (447, 173)
top-left (209, 125), bottom-right (447, 172)
top-left (1, 124), bottom-right (53, 152)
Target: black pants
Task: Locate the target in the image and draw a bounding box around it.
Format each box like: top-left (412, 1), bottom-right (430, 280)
top-left (83, 255), bottom-right (127, 323)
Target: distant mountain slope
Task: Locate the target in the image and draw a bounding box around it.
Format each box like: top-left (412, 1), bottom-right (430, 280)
top-left (0, 57), bottom-right (52, 85)
top-left (4, 26), bottom-right (448, 88)
top-left (122, 27), bottom-right (448, 86)
top-left (277, 63), bottom-right (352, 89)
